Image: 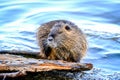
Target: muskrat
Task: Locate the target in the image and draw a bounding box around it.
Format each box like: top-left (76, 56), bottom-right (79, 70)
top-left (37, 20), bottom-right (87, 62)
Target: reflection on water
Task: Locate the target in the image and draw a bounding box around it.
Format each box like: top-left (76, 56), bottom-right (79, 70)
top-left (0, 0), bottom-right (120, 79)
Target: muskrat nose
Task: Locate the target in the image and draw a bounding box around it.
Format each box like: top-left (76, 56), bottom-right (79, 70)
top-left (48, 37), bottom-right (53, 41)
top-left (49, 34), bottom-right (55, 38)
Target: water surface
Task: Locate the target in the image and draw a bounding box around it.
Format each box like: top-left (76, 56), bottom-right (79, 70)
top-left (0, 0), bottom-right (120, 80)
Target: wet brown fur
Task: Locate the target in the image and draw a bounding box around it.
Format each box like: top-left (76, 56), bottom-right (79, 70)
top-left (37, 20), bottom-right (87, 62)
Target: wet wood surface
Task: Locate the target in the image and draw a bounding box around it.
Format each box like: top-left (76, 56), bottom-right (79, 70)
top-left (0, 54), bottom-right (93, 78)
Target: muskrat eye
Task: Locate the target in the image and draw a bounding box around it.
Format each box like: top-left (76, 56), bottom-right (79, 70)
top-left (65, 25), bottom-right (71, 31)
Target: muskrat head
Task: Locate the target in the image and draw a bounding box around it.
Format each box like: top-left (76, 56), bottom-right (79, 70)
top-left (47, 21), bottom-right (78, 48)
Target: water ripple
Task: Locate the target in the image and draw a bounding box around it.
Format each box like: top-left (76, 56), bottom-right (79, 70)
top-left (0, 0), bottom-right (120, 77)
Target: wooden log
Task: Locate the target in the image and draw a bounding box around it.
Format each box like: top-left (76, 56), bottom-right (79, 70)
top-left (0, 54), bottom-right (93, 78)
top-left (0, 70), bottom-right (26, 78)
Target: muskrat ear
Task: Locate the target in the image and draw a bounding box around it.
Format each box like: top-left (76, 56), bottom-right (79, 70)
top-left (65, 25), bottom-right (71, 31)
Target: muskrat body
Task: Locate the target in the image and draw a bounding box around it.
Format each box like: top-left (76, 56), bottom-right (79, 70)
top-left (37, 20), bottom-right (87, 62)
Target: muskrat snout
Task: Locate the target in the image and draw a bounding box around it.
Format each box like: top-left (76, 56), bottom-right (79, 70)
top-left (47, 35), bottom-right (57, 48)
top-left (47, 36), bottom-right (53, 42)
top-left (47, 33), bottom-right (55, 42)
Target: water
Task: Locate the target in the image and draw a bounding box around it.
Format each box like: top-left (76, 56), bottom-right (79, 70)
top-left (0, 0), bottom-right (120, 79)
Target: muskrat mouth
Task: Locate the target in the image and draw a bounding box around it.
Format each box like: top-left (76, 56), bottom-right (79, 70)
top-left (47, 37), bottom-right (57, 48)
top-left (48, 41), bottom-right (57, 48)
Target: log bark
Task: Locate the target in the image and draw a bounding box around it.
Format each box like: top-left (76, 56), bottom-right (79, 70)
top-left (0, 70), bottom-right (26, 78)
top-left (0, 54), bottom-right (93, 78)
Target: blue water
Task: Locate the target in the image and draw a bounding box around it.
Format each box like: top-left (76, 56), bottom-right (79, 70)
top-left (0, 0), bottom-right (120, 79)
